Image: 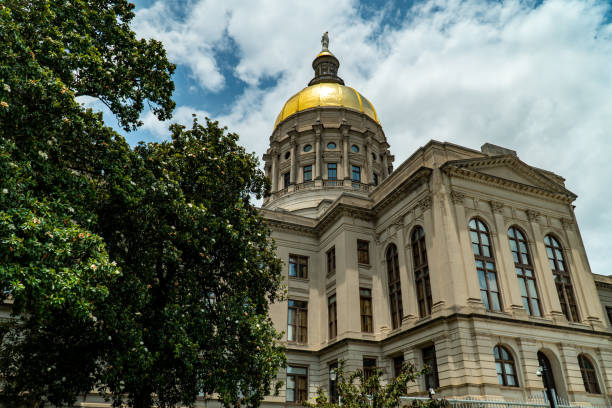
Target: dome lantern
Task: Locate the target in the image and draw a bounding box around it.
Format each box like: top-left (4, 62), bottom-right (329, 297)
top-left (309, 32), bottom-right (344, 86)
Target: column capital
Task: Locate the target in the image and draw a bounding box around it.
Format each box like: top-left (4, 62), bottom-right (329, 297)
top-left (340, 122), bottom-right (351, 137)
top-left (418, 196), bottom-right (432, 212)
top-left (561, 217), bottom-right (575, 231)
top-left (312, 123), bottom-right (323, 136)
top-left (450, 190), bottom-right (466, 205)
top-left (490, 200), bottom-right (504, 214)
top-left (526, 209), bottom-right (540, 222)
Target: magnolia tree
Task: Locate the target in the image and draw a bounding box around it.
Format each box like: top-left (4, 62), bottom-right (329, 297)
top-left (304, 362), bottom-right (449, 408)
top-left (0, 1), bottom-right (285, 407)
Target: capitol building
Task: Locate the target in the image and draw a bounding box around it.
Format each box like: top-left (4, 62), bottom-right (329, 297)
top-left (259, 37), bottom-right (612, 407)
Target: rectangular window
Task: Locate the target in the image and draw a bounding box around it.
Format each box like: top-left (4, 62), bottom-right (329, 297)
top-left (363, 357), bottom-right (377, 381)
top-left (328, 294), bottom-right (337, 339)
top-left (393, 355), bottom-right (405, 378)
top-left (360, 288), bottom-right (373, 333)
top-left (607, 306), bottom-right (612, 325)
top-left (326, 246), bottom-right (336, 275)
top-left (373, 173), bottom-right (379, 186)
top-left (327, 163), bottom-right (337, 180)
top-left (286, 366), bottom-right (308, 403)
top-left (351, 165), bottom-right (361, 182)
top-left (329, 362), bottom-right (338, 403)
top-left (303, 165), bottom-right (312, 182)
top-left (422, 345), bottom-right (439, 390)
top-left (357, 239), bottom-right (370, 265)
top-left (289, 254), bottom-right (308, 279)
top-left (287, 300), bottom-right (307, 343)
top-left (283, 172), bottom-right (291, 188)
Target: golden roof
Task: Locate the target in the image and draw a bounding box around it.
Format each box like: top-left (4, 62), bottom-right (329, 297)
top-left (274, 83), bottom-right (379, 129)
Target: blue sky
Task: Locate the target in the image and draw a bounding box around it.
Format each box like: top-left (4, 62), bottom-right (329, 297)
top-left (89, 0), bottom-right (612, 276)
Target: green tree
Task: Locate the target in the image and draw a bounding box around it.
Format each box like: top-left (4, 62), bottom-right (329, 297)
top-left (0, 1), bottom-right (285, 407)
top-left (304, 362), bottom-right (448, 408)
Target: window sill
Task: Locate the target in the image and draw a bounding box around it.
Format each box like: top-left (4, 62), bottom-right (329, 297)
top-left (288, 276), bottom-right (309, 282)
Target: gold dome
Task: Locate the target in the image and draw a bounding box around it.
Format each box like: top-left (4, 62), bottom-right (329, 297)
top-left (274, 83), bottom-right (379, 129)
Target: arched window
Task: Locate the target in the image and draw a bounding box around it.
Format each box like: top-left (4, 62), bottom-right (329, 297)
top-left (578, 354), bottom-right (601, 394)
top-left (508, 226), bottom-right (541, 316)
top-left (494, 345), bottom-right (518, 387)
top-left (469, 218), bottom-right (501, 311)
top-left (386, 244), bottom-right (403, 329)
top-left (411, 226), bottom-right (432, 317)
top-left (544, 235), bottom-right (579, 322)
top-left (537, 351), bottom-right (557, 392)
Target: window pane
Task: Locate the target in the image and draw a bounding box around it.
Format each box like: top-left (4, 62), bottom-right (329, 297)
top-left (478, 270), bottom-right (487, 290)
top-left (518, 278), bottom-right (527, 297)
top-left (482, 246), bottom-right (490, 257)
top-left (470, 231), bottom-right (479, 244)
top-left (528, 280), bottom-right (538, 297)
top-left (531, 300), bottom-right (541, 316)
top-left (491, 293), bottom-right (501, 311)
top-left (481, 234), bottom-right (489, 246)
top-left (505, 363), bottom-right (515, 375)
top-left (488, 272), bottom-right (498, 291)
top-left (472, 243), bottom-right (480, 255)
top-left (507, 375), bottom-right (516, 386)
top-left (481, 291), bottom-right (490, 309)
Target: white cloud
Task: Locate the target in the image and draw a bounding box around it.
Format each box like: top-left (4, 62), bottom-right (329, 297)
top-left (134, 0), bottom-right (612, 275)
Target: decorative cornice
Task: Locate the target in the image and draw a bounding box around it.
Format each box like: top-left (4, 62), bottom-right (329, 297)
top-left (372, 167), bottom-right (432, 215)
top-left (595, 280), bottom-right (612, 290)
top-left (490, 200), bottom-right (504, 214)
top-left (450, 190), bottom-right (466, 205)
top-left (442, 164), bottom-right (576, 204)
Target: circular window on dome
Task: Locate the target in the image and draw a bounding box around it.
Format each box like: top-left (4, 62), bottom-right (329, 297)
top-left (351, 145), bottom-right (359, 153)
top-left (372, 152), bottom-right (377, 161)
top-left (303, 144), bottom-right (312, 153)
top-left (327, 142), bottom-right (337, 149)
top-left (284, 151), bottom-right (290, 160)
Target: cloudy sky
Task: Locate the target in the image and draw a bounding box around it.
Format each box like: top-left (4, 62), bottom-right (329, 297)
top-left (100, 0), bottom-right (612, 275)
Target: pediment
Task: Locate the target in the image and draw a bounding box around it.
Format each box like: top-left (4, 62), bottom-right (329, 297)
top-left (441, 155), bottom-right (576, 201)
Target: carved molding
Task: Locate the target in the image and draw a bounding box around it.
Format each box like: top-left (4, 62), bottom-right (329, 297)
top-left (450, 190), bottom-right (466, 205)
top-left (561, 218), bottom-right (575, 231)
top-left (418, 196), bottom-right (432, 212)
top-left (490, 200), bottom-right (504, 214)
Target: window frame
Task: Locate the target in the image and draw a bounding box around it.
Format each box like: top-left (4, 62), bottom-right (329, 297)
top-left (351, 165), bottom-right (361, 183)
top-left (288, 254), bottom-right (309, 279)
top-left (328, 294), bottom-right (337, 340)
top-left (373, 173), bottom-right (379, 186)
top-left (303, 165), bottom-right (312, 182)
top-left (545, 234), bottom-right (579, 322)
top-left (287, 299), bottom-right (308, 344)
top-left (578, 354), bottom-right (601, 394)
top-left (327, 163), bottom-right (337, 180)
top-left (283, 172), bottom-right (291, 188)
top-left (469, 218), bottom-right (502, 311)
top-left (357, 239), bottom-right (370, 265)
top-left (326, 246), bottom-right (336, 276)
top-left (411, 226), bottom-right (432, 317)
top-left (494, 345), bottom-right (518, 387)
top-left (422, 345), bottom-right (439, 390)
top-left (360, 287), bottom-right (373, 333)
top-left (286, 365), bottom-right (308, 403)
top-left (329, 362), bottom-right (339, 403)
top-left (386, 244), bottom-right (403, 329)
top-left (362, 357), bottom-right (377, 381)
top-left (393, 355), bottom-right (404, 379)
top-left (508, 226), bottom-right (541, 317)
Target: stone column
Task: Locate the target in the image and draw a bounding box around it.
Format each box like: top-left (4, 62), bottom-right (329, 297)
top-left (341, 124), bottom-right (350, 182)
top-left (526, 210), bottom-right (564, 320)
top-left (490, 201), bottom-right (525, 314)
top-left (396, 219), bottom-right (418, 325)
top-left (450, 191), bottom-right (482, 309)
top-left (561, 217), bottom-right (604, 326)
top-left (289, 132), bottom-right (297, 184)
top-left (382, 152), bottom-right (389, 178)
top-left (270, 144), bottom-right (279, 192)
top-left (314, 125), bottom-right (322, 180)
top-left (363, 131), bottom-right (373, 185)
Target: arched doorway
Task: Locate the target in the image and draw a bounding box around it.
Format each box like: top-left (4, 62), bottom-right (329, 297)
top-left (538, 351), bottom-right (557, 392)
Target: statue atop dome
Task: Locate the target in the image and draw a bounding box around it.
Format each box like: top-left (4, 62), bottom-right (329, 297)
top-left (321, 31), bottom-right (329, 50)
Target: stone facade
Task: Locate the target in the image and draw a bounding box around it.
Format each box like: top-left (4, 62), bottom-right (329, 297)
top-left (260, 44), bottom-right (612, 407)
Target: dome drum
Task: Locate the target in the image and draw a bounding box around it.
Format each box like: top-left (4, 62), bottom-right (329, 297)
top-left (262, 39), bottom-right (393, 217)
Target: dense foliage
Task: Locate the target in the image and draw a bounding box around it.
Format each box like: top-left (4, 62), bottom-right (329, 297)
top-left (0, 1), bottom-right (285, 407)
top-left (304, 362), bottom-right (448, 408)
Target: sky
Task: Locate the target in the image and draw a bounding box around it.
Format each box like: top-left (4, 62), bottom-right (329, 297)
top-left (91, 0), bottom-right (612, 276)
